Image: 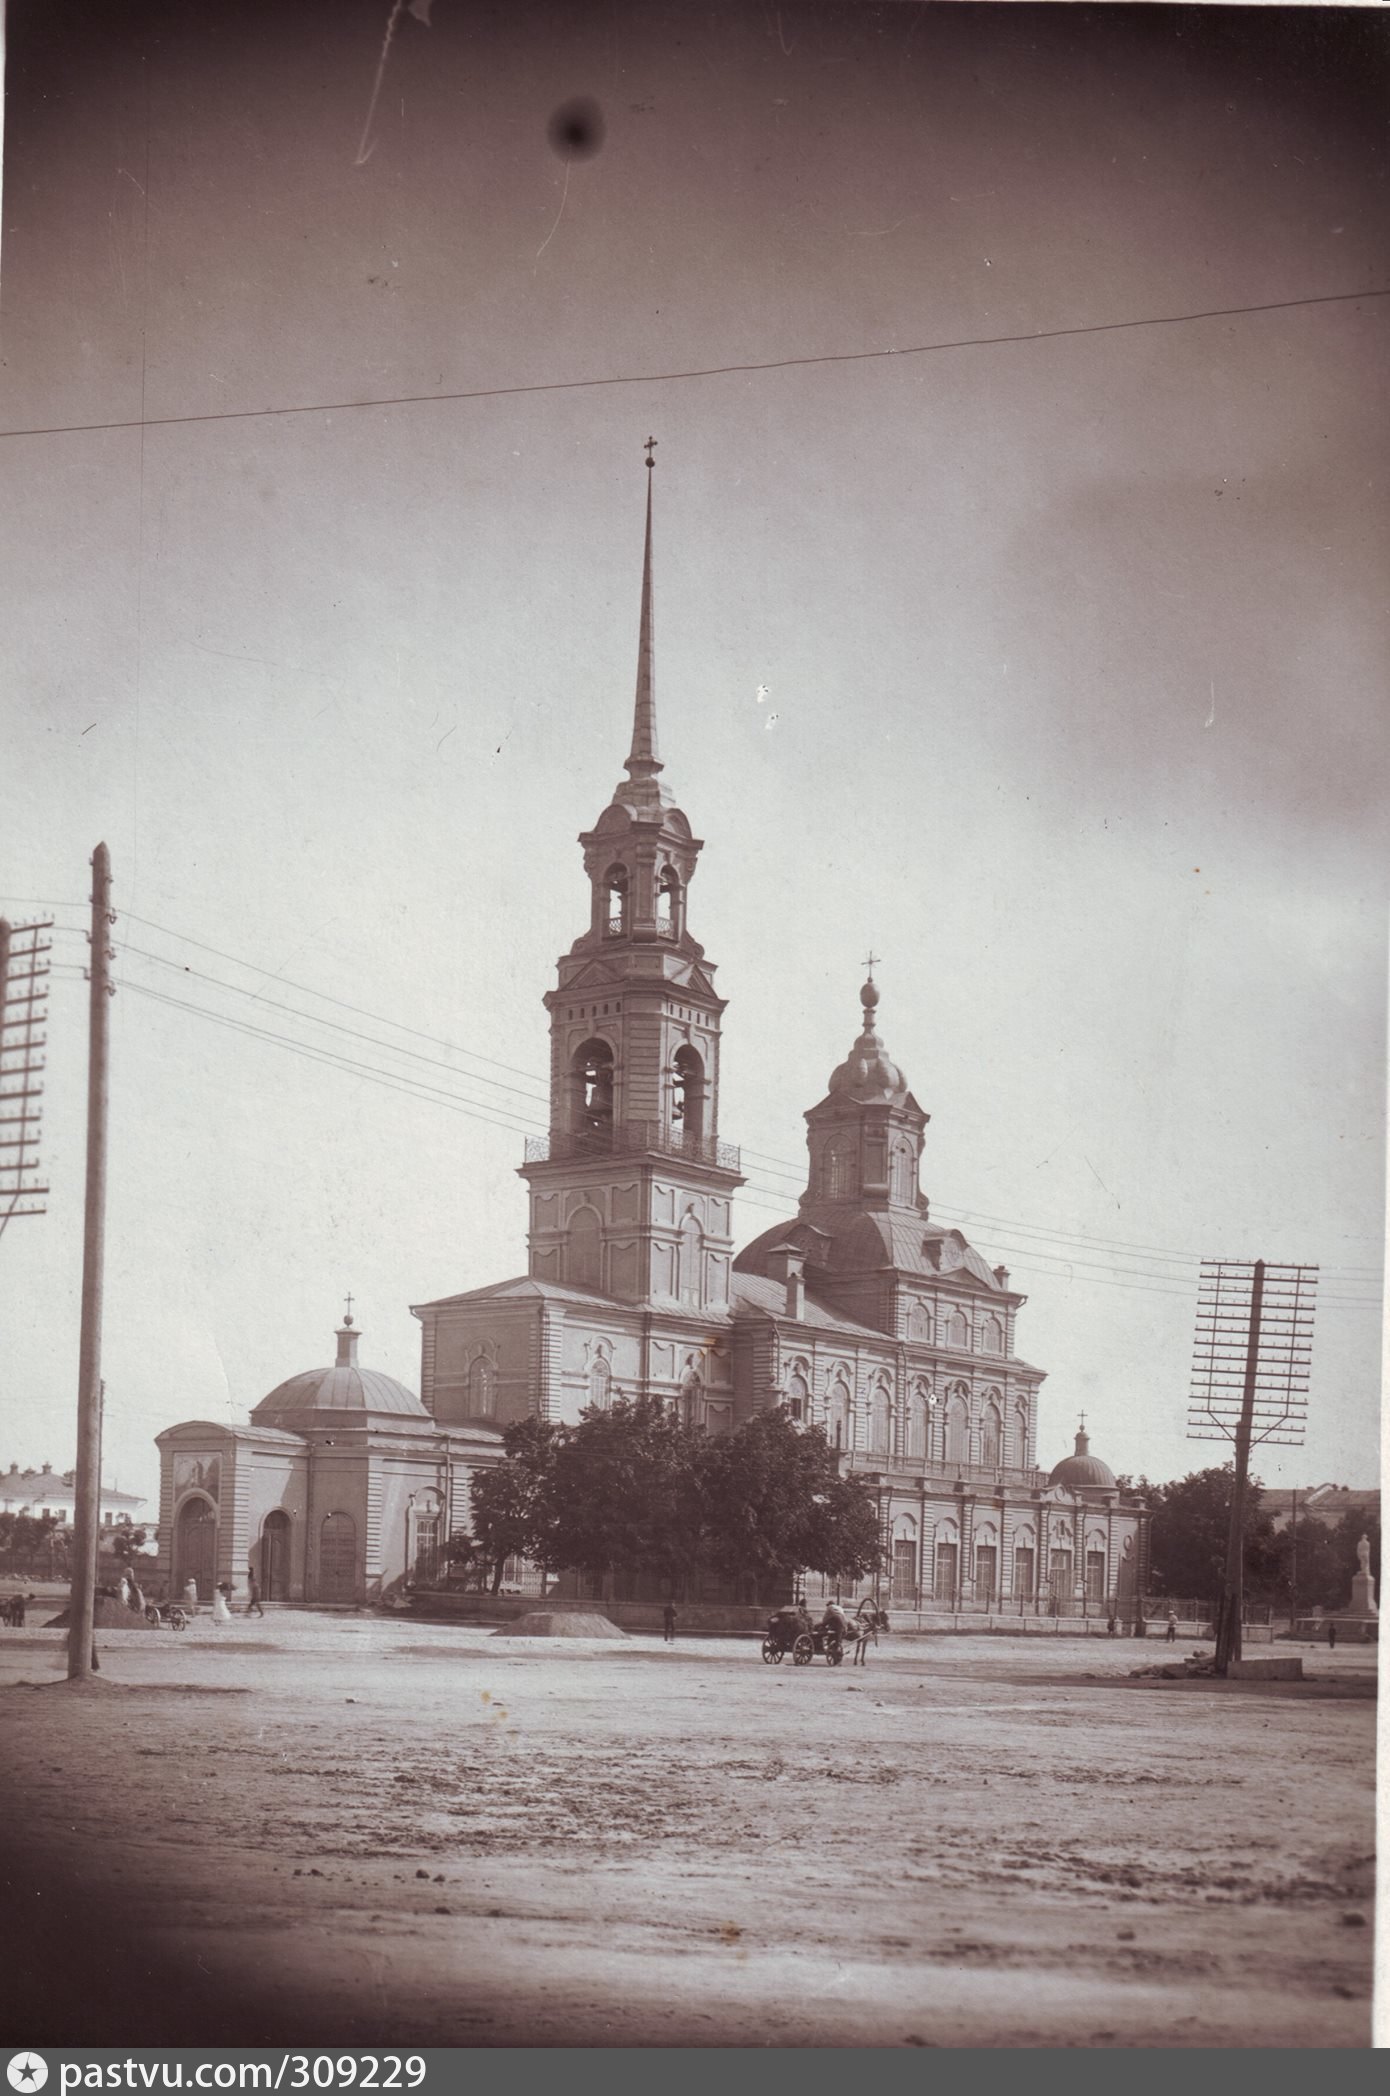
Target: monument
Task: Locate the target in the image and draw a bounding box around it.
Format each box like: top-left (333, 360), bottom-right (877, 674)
top-left (1347, 1532), bottom-right (1378, 1621)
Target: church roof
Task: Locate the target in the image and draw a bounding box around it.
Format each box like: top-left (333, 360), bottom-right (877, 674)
top-left (411, 1274), bottom-right (633, 1314)
top-left (737, 1209), bottom-right (1005, 1291)
top-left (730, 1274), bottom-right (887, 1339)
top-left (250, 1316), bottom-right (426, 1422)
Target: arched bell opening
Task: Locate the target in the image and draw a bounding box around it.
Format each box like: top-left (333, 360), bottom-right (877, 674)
top-left (603, 864), bottom-right (629, 937)
top-left (570, 1038), bottom-right (615, 1150)
top-left (671, 1044), bottom-right (705, 1147)
top-left (657, 866), bottom-right (682, 938)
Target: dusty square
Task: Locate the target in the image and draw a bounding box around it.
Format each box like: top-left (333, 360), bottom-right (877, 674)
top-left (0, 1612), bottom-right (1375, 2049)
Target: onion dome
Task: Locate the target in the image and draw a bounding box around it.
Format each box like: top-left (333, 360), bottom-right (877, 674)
top-left (251, 1309), bottom-right (426, 1422)
top-left (1048, 1422), bottom-right (1116, 1491)
top-left (827, 975), bottom-right (908, 1103)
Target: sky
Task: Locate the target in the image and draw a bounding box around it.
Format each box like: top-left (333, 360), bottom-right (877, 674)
top-left (0, 0), bottom-right (1385, 1517)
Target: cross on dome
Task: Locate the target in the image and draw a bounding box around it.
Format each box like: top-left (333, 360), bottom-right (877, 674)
top-left (342, 1292), bottom-right (355, 1328)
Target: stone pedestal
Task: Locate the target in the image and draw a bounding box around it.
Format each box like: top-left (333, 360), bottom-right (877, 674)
top-left (1347, 1569), bottom-right (1378, 1620)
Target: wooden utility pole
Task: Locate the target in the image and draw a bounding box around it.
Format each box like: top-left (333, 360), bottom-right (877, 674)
top-left (68, 843), bottom-right (114, 1681)
top-left (1213, 1258), bottom-right (1265, 1676)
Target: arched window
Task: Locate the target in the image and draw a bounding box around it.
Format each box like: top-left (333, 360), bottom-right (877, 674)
top-left (1014, 1399), bottom-right (1030, 1467)
top-left (908, 1299), bottom-right (932, 1343)
top-left (567, 1206), bottom-right (602, 1291)
top-left (890, 1138), bottom-right (916, 1206)
top-left (786, 1370), bottom-right (810, 1424)
top-left (657, 867), bottom-right (681, 937)
top-left (826, 1137), bottom-right (854, 1199)
top-left (604, 864), bottom-right (629, 935)
top-left (587, 1348), bottom-right (611, 1410)
top-left (827, 1376), bottom-right (852, 1451)
top-left (672, 1045), bottom-right (705, 1146)
top-left (570, 1039), bottom-right (614, 1148)
top-left (468, 1355), bottom-right (497, 1418)
top-left (870, 1377), bottom-right (892, 1455)
top-left (980, 1399), bottom-right (1002, 1469)
top-left (945, 1306), bottom-right (969, 1350)
top-left (980, 1314), bottom-right (1004, 1354)
top-left (945, 1387), bottom-right (970, 1465)
top-left (906, 1382), bottom-right (929, 1459)
top-left (679, 1211), bottom-right (703, 1305)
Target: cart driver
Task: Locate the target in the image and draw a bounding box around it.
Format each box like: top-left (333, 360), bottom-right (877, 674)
top-left (821, 1599), bottom-right (853, 1640)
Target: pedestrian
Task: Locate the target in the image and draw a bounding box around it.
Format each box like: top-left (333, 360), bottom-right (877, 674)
top-left (1106, 1615), bottom-right (1117, 1637)
top-left (1165, 1610), bottom-right (1178, 1644)
top-left (13, 1594), bottom-right (26, 1628)
top-left (211, 1580), bottom-right (233, 1626)
top-left (245, 1567), bottom-right (264, 1618)
top-left (1328, 1620), bottom-right (1337, 1650)
top-left (662, 1600), bottom-right (677, 1644)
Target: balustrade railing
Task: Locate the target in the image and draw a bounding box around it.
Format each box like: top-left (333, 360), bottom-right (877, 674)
top-left (524, 1122), bottom-right (741, 1171)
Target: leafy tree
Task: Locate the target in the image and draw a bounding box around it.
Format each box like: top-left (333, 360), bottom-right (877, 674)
top-left (700, 1407), bottom-right (882, 1602)
top-left (538, 1396), bottom-right (705, 1588)
top-left (1145, 1465), bottom-right (1277, 1603)
top-left (469, 1416), bottom-right (565, 1592)
top-left (109, 1525), bottom-right (149, 1563)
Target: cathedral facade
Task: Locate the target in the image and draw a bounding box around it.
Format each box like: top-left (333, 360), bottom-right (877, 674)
top-left (154, 461), bottom-right (1148, 1616)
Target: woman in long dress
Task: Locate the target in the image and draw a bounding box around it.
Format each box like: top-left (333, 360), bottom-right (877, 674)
top-left (211, 1581), bottom-right (233, 1625)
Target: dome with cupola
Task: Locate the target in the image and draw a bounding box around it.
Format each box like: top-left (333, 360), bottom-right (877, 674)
top-left (250, 1313), bottom-right (426, 1422)
top-left (827, 976), bottom-right (909, 1104)
top-left (1048, 1424), bottom-right (1117, 1492)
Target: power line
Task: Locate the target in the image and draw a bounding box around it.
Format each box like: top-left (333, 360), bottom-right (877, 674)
top-left (2, 287), bottom-right (1385, 446)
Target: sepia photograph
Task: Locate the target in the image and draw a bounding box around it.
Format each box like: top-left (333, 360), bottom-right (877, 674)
top-left (0, 0), bottom-right (1384, 2055)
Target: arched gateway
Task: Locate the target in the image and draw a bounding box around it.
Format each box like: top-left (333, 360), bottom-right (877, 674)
top-left (173, 1495), bottom-right (216, 1600)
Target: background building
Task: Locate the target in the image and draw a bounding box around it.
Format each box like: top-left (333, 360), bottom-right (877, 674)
top-left (1, 1461), bottom-right (145, 1530)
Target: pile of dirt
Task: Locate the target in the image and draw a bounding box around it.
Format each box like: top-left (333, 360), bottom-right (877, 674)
top-left (494, 1610), bottom-right (627, 1639)
top-left (44, 1597), bottom-right (154, 1631)
top-left (1130, 1652), bottom-right (1218, 1681)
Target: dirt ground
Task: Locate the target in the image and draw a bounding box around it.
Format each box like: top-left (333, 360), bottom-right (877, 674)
top-left (0, 1609), bottom-right (1376, 2049)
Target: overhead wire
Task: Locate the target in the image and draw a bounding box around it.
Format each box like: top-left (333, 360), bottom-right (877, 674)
top-left (1, 287), bottom-right (1386, 445)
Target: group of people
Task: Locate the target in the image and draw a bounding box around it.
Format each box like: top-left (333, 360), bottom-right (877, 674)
top-left (208, 1569), bottom-right (265, 1622)
top-left (2, 1592), bottom-right (35, 1627)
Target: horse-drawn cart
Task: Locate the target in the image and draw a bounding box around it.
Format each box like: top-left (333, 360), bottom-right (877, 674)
top-left (760, 1609), bottom-right (845, 1667)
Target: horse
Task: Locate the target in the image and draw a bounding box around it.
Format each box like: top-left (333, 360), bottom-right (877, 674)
top-left (848, 1602), bottom-right (890, 1666)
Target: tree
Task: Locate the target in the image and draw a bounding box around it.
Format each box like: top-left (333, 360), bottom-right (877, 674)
top-left (1145, 1466), bottom-right (1277, 1603)
top-left (109, 1525), bottom-right (149, 1564)
top-left (700, 1407), bottom-right (882, 1603)
top-left (539, 1397), bottom-right (705, 1589)
top-left (469, 1416), bottom-right (564, 1592)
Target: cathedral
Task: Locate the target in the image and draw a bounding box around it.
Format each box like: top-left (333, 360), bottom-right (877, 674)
top-left (155, 458), bottom-right (1149, 1618)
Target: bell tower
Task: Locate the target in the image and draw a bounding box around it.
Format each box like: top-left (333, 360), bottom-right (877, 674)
top-left (520, 445), bottom-right (744, 1316)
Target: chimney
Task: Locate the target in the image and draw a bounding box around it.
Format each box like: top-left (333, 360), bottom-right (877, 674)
top-left (767, 1244), bottom-right (806, 1321)
top-left (993, 1265), bottom-right (1010, 1288)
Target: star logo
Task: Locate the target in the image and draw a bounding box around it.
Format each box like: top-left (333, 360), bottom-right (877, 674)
top-left (8, 2058), bottom-right (48, 2093)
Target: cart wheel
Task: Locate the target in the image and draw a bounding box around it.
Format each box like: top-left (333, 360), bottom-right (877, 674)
top-left (792, 1634), bottom-right (814, 1666)
top-left (169, 1608), bottom-right (189, 1630)
top-left (143, 1604), bottom-right (161, 1627)
top-left (760, 1638), bottom-right (779, 1664)
top-left (826, 1639), bottom-right (844, 1666)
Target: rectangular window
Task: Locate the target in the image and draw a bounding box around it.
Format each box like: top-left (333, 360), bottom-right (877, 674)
top-left (892, 1537), bottom-right (916, 1604)
top-left (975, 1545), bottom-right (997, 1606)
top-left (1086, 1550), bottom-right (1106, 1602)
top-left (1013, 1546), bottom-right (1035, 1600)
top-left (1049, 1548), bottom-right (1073, 1600)
top-left (933, 1541), bottom-right (958, 1603)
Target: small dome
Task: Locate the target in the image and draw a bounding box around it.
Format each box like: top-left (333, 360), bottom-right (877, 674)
top-left (251, 1315), bottom-right (426, 1422)
top-left (1048, 1425), bottom-right (1116, 1491)
top-left (827, 977), bottom-right (908, 1103)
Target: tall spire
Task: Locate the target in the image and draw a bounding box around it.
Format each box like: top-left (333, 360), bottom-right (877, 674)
top-left (624, 439), bottom-right (662, 785)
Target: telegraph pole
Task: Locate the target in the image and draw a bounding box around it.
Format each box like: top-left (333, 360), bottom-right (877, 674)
top-left (1213, 1260), bottom-right (1264, 1674)
top-left (1189, 1256), bottom-right (1316, 1678)
top-left (68, 844), bottom-right (115, 1681)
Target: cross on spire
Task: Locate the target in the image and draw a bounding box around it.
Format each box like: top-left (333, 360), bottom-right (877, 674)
top-left (644, 435), bottom-right (658, 468)
top-left (343, 1291), bottom-right (355, 1328)
top-left (862, 949), bottom-right (880, 977)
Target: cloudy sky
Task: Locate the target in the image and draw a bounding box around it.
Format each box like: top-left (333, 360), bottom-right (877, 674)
top-left (1, 0), bottom-right (1385, 1514)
